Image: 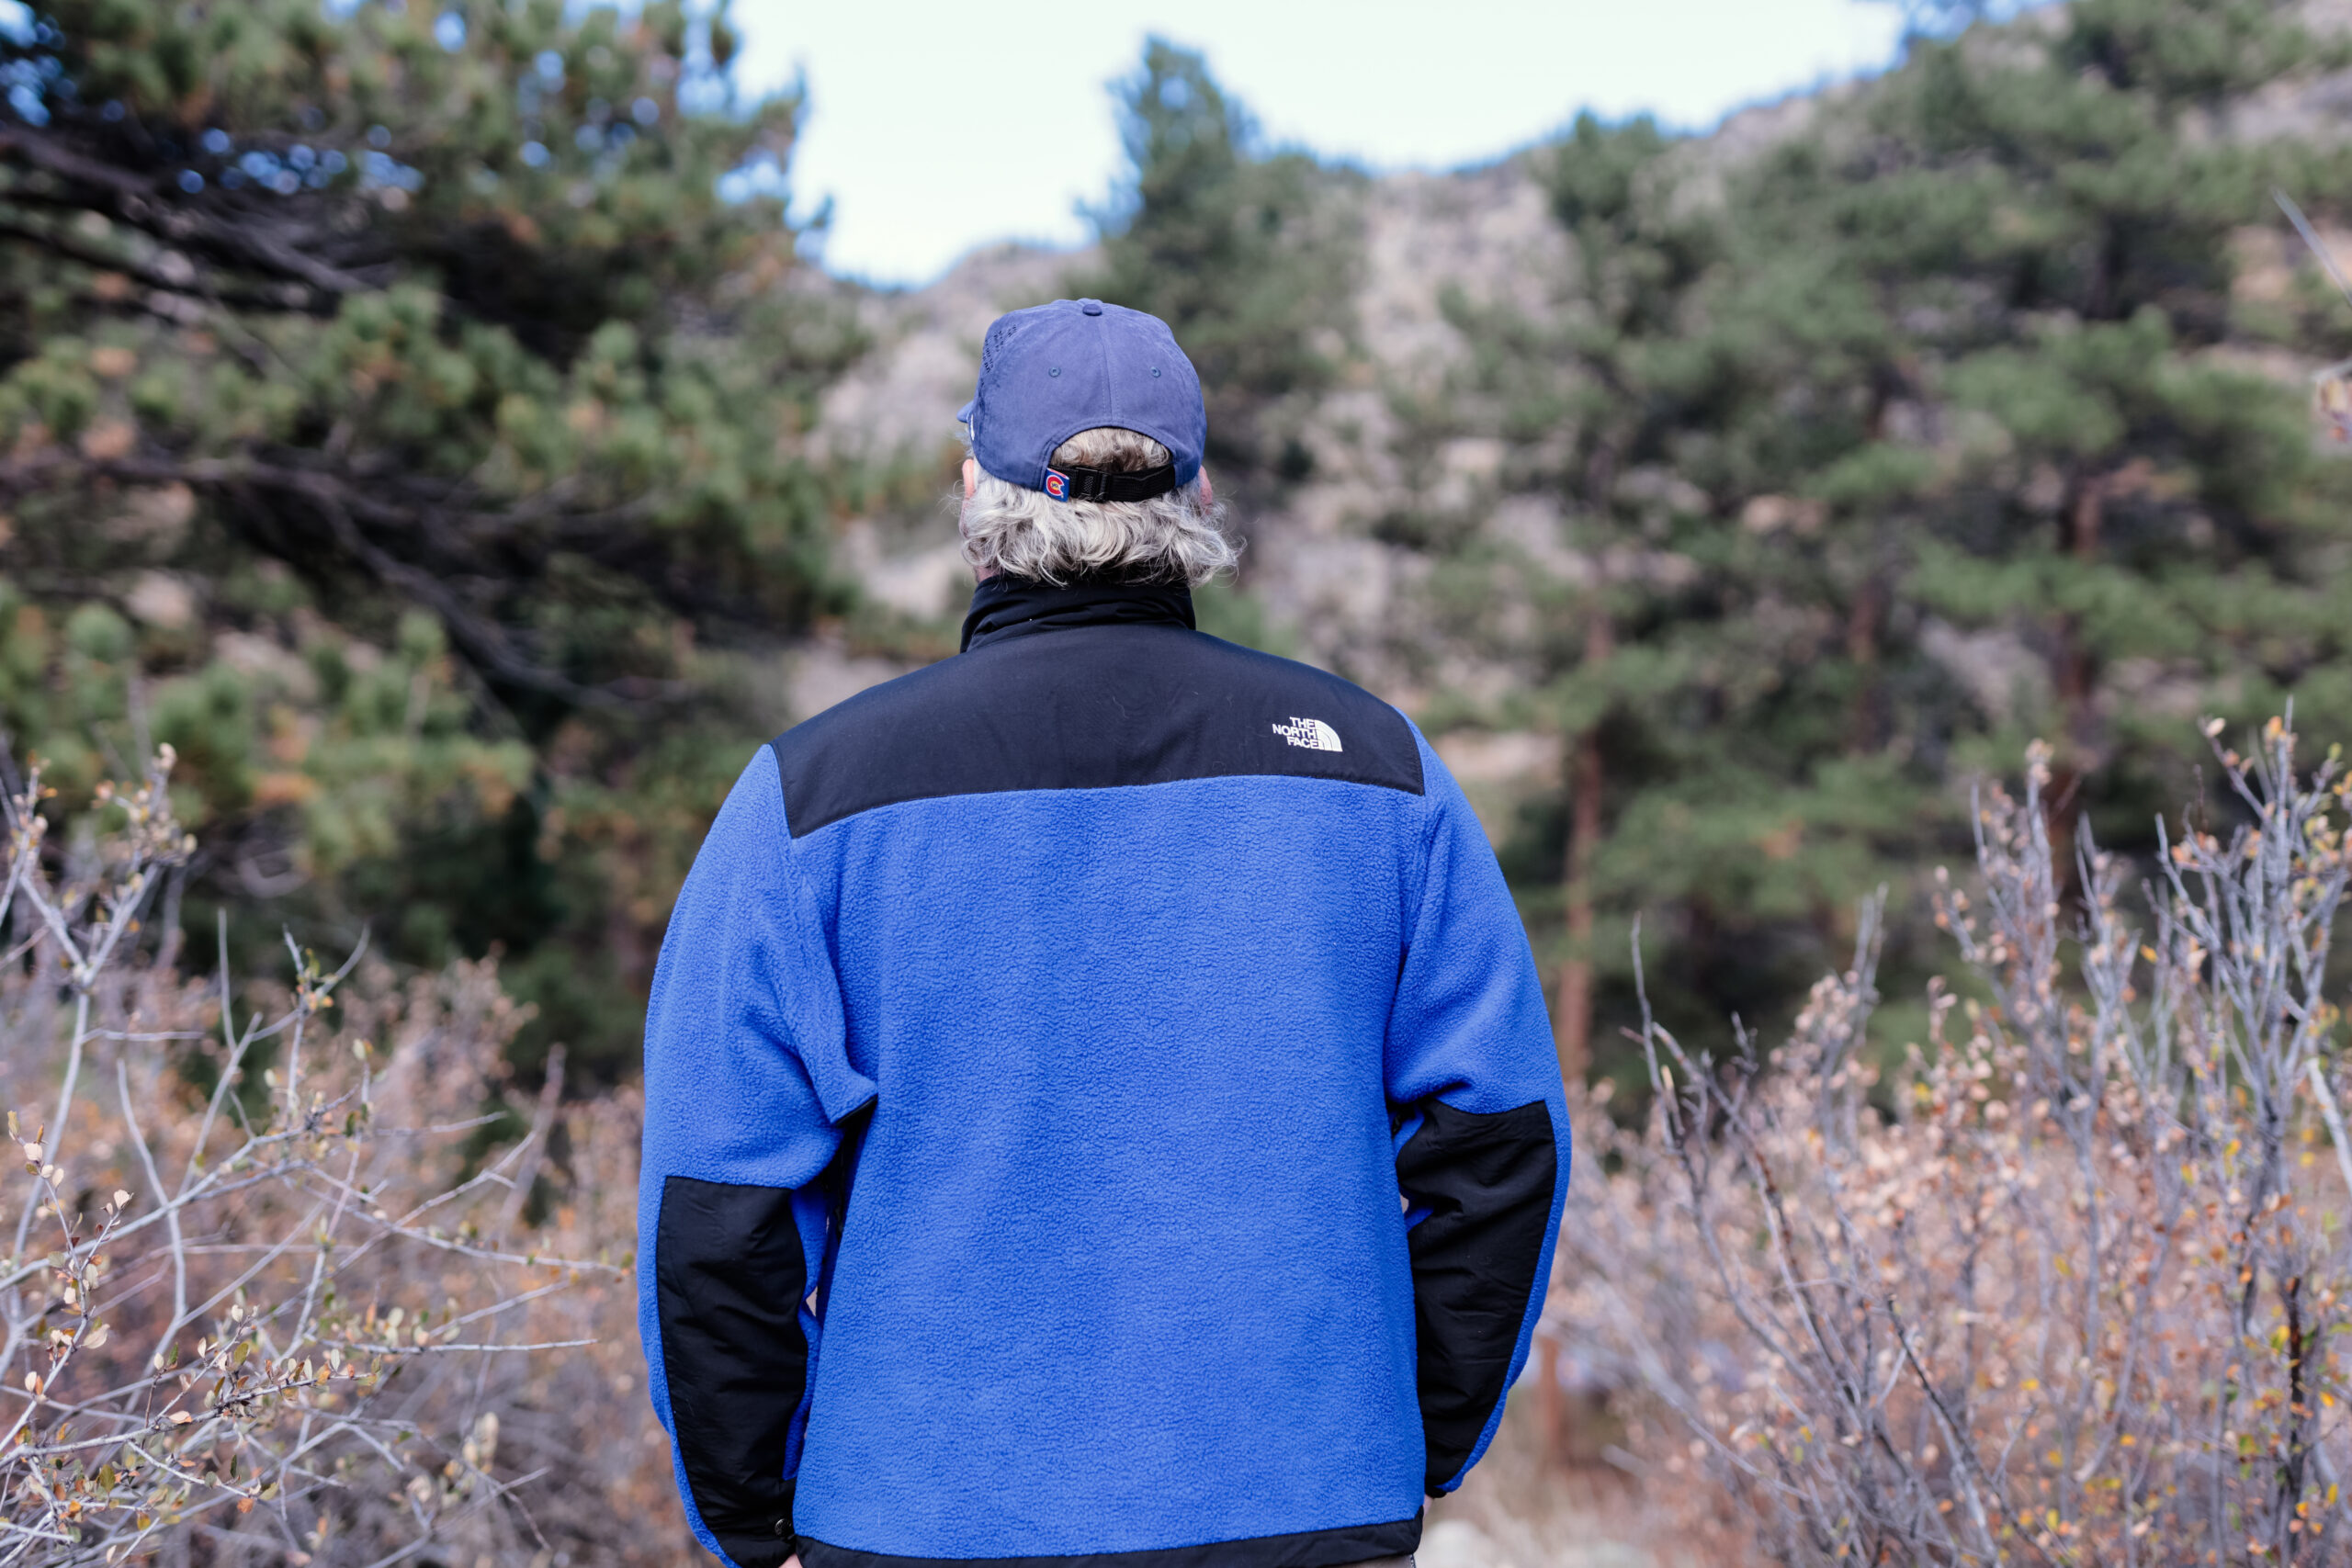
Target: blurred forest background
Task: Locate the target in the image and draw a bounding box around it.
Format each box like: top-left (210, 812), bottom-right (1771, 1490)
top-left (7, 0), bottom-right (2352, 1562)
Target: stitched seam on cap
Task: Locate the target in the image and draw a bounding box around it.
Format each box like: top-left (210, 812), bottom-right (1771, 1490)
top-left (1097, 310), bottom-right (1119, 423)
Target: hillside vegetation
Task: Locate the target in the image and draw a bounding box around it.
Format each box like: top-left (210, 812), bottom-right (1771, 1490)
top-left (830, 0), bottom-right (2352, 1085)
top-left (8, 0), bottom-right (2352, 1093)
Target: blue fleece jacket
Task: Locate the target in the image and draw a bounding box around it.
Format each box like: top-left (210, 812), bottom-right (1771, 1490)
top-left (639, 578), bottom-right (1567, 1568)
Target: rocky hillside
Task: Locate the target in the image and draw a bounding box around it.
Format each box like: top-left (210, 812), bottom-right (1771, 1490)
top-left (797, 154), bottom-right (1572, 706)
top-left (797, 7), bottom-right (2352, 826)
top-left (790, 149), bottom-right (1597, 829)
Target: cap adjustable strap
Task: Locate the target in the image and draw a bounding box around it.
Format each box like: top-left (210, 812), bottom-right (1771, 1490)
top-left (1044, 463), bottom-right (1178, 502)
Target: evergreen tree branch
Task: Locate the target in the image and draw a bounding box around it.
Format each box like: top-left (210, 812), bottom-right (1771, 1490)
top-left (0, 125), bottom-right (385, 300)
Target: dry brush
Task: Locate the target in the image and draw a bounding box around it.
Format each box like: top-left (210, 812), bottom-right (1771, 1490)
top-left (0, 748), bottom-right (684, 1568)
top-left (1555, 716), bottom-right (2352, 1564)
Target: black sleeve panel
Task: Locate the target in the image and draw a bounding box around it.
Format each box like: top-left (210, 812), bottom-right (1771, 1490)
top-left (1394, 1099), bottom-right (1558, 1495)
top-left (656, 1175), bottom-right (809, 1568)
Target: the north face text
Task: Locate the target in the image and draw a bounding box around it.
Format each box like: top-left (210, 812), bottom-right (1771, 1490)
top-left (1272, 716), bottom-right (1343, 752)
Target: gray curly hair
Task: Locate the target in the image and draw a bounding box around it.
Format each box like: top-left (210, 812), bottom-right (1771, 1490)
top-left (958, 425), bottom-right (1238, 587)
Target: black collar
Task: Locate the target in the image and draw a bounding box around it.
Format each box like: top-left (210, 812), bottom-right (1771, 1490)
top-left (960, 576), bottom-right (1196, 652)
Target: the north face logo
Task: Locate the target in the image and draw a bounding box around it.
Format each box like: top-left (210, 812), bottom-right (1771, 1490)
top-left (1272, 716), bottom-right (1343, 752)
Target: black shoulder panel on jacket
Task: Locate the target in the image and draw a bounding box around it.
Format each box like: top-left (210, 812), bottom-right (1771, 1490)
top-left (770, 625), bottom-right (1423, 835)
top-left (656, 1175), bottom-right (807, 1568)
top-left (1394, 1099), bottom-right (1558, 1495)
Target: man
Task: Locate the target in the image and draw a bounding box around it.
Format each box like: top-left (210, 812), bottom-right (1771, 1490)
top-left (638, 298), bottom-right (1567, 1568)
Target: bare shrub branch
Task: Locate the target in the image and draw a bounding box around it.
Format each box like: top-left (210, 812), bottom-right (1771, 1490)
top-left (0, 747), bottom-right (663, 1567)
top-left (1557, 716), bottom-right (2352, 1564)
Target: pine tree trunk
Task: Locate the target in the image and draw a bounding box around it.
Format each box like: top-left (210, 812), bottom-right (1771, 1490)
top-left (1845, 570), bottom-right (1884, 751)
top-left (2048, 468), bottom-right (2109, 889)
top-left (1557, 608), bottom-right (1612, 1087)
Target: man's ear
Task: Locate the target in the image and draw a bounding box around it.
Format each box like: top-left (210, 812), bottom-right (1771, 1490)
top-left (962, 457), bottom-right (978, 500)
top-left (1200, 468), bottom-right (1214, 508)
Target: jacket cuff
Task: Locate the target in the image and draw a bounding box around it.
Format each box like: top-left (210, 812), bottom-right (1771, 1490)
top-left (712, 1480), bottom-right (796, 1568)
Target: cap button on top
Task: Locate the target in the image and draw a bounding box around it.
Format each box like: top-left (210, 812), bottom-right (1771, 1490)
top-left (1080, 299), bottom-right (1103, 316)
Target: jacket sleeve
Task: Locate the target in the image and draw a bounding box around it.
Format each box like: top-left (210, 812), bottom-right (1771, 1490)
top-left (638, 748), bottom-right (876, 1568)
top-left (1386, 728), bottom-right (1569, 1496)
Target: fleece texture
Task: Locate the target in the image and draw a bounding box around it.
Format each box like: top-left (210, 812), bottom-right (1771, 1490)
top-left (638, 581), bottom-right (1567, 1568)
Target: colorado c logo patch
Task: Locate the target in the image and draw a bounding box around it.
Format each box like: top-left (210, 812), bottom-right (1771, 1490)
top-left (1044, 468), bottom-right (1070, 501)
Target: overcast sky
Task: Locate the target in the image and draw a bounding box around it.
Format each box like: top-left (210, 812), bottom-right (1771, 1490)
top-left (729, 0), bottom-right (1911, 288)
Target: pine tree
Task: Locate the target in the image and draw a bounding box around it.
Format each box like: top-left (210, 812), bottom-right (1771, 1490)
top-left (1075, 38), bottom-right (1359, 495)
top-left (1850, 0), bottom-right (2352, 858)
top-left (0, 0), bottom-right (860, 1075)
top-left (1480, 112), bottom-right (1725, 1080)
top-left (1434, 0), bottom-right (2352, 1080)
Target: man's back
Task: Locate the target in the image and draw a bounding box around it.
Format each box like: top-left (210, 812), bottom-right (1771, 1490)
top-left (789, 581), bottom-right (1446, 1553)
top-left (639, 301), bottom-right (1565, 1568)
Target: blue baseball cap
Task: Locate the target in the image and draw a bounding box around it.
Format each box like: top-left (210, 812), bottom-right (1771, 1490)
top-left (958, 298), bottom-right (1206, 502)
